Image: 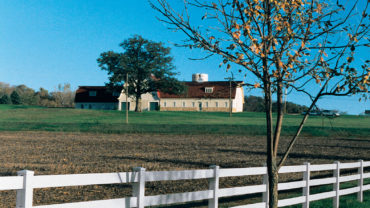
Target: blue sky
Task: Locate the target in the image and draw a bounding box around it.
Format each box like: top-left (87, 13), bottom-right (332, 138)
top-left (0, 0), bottom-right (368, 114)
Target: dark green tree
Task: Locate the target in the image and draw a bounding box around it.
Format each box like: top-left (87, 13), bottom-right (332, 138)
top-left (0, 94), bottom-right (10, 104)
top-left (10, 91), bottom-right (21, 105)
top-left (97, 35), bottom-right (184, 112)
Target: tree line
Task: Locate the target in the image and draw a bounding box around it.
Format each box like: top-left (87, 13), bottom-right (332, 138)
top-left (244, 96), bottom-right (308, 114)
top-left (0, 82), bottom-right (75, 107)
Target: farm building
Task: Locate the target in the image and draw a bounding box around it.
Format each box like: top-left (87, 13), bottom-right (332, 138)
top-left (76, 74), bottom-right (245, 112)
top-left (117, 91), bottom-right (160, 111)
top-left (118, 73), bottom-right (244, 112)
top-left (158, 74), bottom-right (244, 112)
top-left (74, 86), bottom-right (120, 110)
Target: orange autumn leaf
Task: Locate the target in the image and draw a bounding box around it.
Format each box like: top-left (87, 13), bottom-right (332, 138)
top-left (278, 60), bottom-right (284, 68)
top-left (237, 53), bottom-right (244, 60)
top-left (232, 31), bottom-right (241, 39)
top-left (285, 72), bottom-right (290, 78)
top-left (323, 51), bottom-right (328, 57)
top-left (301, 41), bottom-right (305, 48)
top-left (244, 24), bottom-right (251, 31)
top-left (316, 3), bottom-right (323, 14)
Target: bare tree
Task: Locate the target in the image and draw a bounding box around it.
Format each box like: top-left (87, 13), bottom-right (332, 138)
top-left (150, 0), bottom-right (369, 207)
top-left (51, 83), bottom-right (75, 107)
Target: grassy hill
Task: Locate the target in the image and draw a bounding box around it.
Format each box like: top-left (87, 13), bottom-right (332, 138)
top-left (0, 104), bottom-right (368, 136)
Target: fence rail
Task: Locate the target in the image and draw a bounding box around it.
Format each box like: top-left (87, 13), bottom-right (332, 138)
top-left (1, 160), bottom-right (369, 208)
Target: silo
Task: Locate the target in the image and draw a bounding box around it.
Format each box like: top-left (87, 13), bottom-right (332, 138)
top-left (192, 73), bottom-right (200, 82)
top-left (192, 73), bottom-right (208, 82)
top-left (199, 73), bottom-right (208, 82)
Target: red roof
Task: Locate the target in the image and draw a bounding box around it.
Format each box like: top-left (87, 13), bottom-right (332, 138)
top-left (74, 86), bottom-right (119, 103)
top-left (158, 81), bottom-right (243, 99)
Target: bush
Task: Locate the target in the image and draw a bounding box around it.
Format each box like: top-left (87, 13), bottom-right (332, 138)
top-left (0, 94), bottom-right (11, 104)
top-left (10, 91), bottom-right (21, 104)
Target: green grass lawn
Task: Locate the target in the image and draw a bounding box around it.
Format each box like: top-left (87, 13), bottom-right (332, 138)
top-left (0, 104), bottom-right (369, 136)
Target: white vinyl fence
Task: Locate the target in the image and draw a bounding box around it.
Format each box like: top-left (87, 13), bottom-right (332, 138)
top-left (1, 160), bottom-right (369, 208)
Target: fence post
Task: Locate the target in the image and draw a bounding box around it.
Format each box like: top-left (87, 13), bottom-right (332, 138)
top-left (357, 160), bottom-right (364, 202)
top-left (16, 170), bottom-right (34, 208)
top-left (302, 162), bottom-right (310, 208)
top-left (208, 165), bottom-right (219, 208)
top-left (262, 164), bottom-right (269, 208)
top-left (333, 161), bottom-right (340, 208)
top-left (132, 167), bottom-right (146, 208)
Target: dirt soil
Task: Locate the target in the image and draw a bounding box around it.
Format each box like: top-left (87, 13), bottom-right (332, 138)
top-left (0, 131), bottom-right (368, 207)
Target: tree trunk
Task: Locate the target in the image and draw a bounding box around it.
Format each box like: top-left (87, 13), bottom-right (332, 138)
top-left (268, 157), bottom-right (279, 208)
top-left (135, 95), bottom-right (142, 112)
top-left (263, 80), bottom-right (278, 208)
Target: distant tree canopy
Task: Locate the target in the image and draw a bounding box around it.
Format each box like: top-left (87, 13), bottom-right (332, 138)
top-left (10, 91), bottom-right (21, 105)
top-left (244, 96), bottom-right (309, 114)
top-left (0, 94), bottom-right (10, 104)
top-left (97, 35), bottom-right (185, 112)
top-left (15, 85), bottom-right (38, 105)
top-left (0, 82), bottom-right (75, 107)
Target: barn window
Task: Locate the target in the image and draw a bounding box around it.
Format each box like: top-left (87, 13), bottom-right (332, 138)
top-left (205, 87), bottom-right (214, 93)
top-left (89, 91), bottom-right (97, 96)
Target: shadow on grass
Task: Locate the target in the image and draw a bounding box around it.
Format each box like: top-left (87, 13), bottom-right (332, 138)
top-left (217, 149), bottom-right (370, 161)
top-left (101, 155), bottom-right (211, 168)
top-left (305, 144), bottom-right (370, 151)
top-left (334, 138), bottom-right (370, 143)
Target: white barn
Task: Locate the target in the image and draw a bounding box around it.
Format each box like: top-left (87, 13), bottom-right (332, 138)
top-left (118, 74), bottom-right (244, 112)
top-left (75, 74), bottom-right (245, 112)
top-left (158, 74), bottom-right (244, 112)
top-left (117, 91), bottom-right (160, 111)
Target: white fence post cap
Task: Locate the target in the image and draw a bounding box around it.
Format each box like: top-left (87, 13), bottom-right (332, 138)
top-left (17, 170), bottom-right (34, 176)
top-left (133, 167), bottom-right (146, 171)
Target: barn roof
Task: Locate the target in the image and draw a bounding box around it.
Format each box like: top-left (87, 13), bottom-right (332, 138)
top-left (158, 81), bottom-right (243, 99)
top-left (74, 86), bottom-right (119, 103)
